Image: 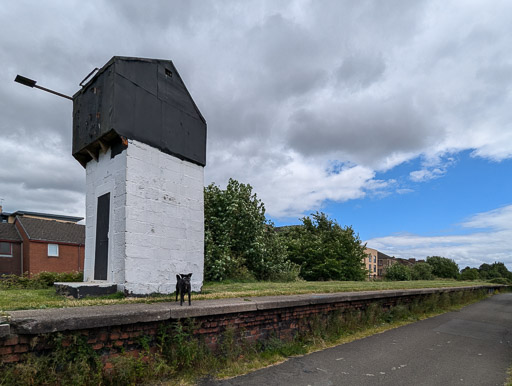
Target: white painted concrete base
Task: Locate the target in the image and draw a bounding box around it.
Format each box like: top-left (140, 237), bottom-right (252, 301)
top-left (83, 140), bottom-right (204, 295)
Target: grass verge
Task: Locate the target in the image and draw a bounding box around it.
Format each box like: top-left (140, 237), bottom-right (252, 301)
top-left (0, 279), bottom-right (491, 311)
top-left (0, 288), bottom-right (498, 385)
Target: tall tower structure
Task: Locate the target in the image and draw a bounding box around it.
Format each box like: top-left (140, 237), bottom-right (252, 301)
top-left (72, 57), bottom-right (206, 295)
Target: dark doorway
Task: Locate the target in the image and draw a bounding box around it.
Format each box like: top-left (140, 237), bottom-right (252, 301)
top-left (94, 192), bottom-right (110, 280)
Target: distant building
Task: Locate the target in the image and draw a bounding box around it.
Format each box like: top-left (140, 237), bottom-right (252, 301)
top-left (0, 207), bottom-right (82, 224)
top-left (364, 248), bottom-right (379, 279)
top-left (0, 206), bottom-right (84, 276)
top-left (377, 251), bottom-right (395, 277)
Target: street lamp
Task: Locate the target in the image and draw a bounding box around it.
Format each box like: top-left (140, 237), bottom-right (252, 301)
top-left (14, 75), bottom-right (72, 100)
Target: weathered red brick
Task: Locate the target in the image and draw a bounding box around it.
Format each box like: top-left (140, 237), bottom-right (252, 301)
top-left (110, 332), bottom-right (120, 340)
top-left (13, 345), bottom-right (28, 354)
top-left (2, 354), bottom-right (19, 363)
top-left (18, 336), bottom-right (30, 344)
top-left (0, 346), bottom-right (13, 355)
top-left (92, 343), bottom-right (104, 350)
top-left (3, 336), bottom-right (19, 346)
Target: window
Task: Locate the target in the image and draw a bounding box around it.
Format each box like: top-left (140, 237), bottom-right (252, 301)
top-left (374, 256), bottom-right (376, 263)
top-left (369, 264), bottom-right (372, 271)
top-left (48, 244), bottom-right (59, 257)
top-left (0, 242), bottom-right (12, 257)
top-left (374, 265), bottom-right (376, 272)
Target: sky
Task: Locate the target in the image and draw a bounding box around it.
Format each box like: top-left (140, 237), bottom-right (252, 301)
top-left (0, 1), bottom-right (511, 270)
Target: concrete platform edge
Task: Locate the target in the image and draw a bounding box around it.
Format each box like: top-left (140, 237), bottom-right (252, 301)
top-left (6, 285), bottom-right (507, 335)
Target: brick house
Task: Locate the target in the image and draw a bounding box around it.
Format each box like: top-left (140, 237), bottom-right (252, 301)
top-left (0, 207), bottom-right (85, 276)
top-left (0, 223), bottom-right (23, 275)
top-left (377, 251), bottom-right (396, 277)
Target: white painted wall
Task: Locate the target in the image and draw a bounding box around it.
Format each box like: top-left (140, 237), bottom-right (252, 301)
top-left (124, 140), bottom-right (204, 294)
top-left (84, 147), bottom-right (127, 285)
top-left (84, 139), bottom-right (204, 295)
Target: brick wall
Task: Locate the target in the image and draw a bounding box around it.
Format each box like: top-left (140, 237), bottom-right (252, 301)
top-left (14, 221), bottom-right (30, 273)
top-left (0, 241), bottom-right (22, 275)
top-left (1, 286), bottom-right (500, 365)
top-left (13, 220), bottom-right (84, 275)
top-left (25, 241), bottom-right (84, 275)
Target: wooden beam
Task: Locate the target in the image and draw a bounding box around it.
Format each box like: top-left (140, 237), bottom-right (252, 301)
top-left (98, 139), bottom-right (109, 154)
top-left (86, 148), bottom-right (98, 162)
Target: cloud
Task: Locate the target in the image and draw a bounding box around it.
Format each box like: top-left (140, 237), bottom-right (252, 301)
top-left (410, 168), bottom-right (446, 182)
top-left (367, 204), bottom-right (512, 270)
top-left (0, 0), bottom-right (512, 222)
top-left (396, 188), bottom-right (414, 195)
top-left (206, 147), bottom-right (379, 219)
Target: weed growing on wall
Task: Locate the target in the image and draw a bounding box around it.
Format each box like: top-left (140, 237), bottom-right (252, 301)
top-left (1, 334), bottom-right (102, 386)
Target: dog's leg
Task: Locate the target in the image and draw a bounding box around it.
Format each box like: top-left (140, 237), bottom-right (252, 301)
top-left (188, 289), bottom-right (191, 306)
top-left (180, 291), bottom-right (184, 306)
top-left (176, 275), bottom-right (181, 302)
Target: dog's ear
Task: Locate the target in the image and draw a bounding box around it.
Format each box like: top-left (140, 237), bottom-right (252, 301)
top-left (186, 273), bottom-right (192, 278)
top-left (176, 274), bottom-right (181, 281)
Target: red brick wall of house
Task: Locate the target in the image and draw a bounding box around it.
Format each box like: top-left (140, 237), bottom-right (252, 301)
top-left (27, 241), bottom-right (84, 275)
top-left (14, 220), bottom-right (84, 275)
top-left (14, 221), bottom-right (30, 274)
top-left (0, 242), bottom-right (22, 276)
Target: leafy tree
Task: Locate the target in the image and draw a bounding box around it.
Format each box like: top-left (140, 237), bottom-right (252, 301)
top-left (460, 267), bottom-right (480, 281)
top-left (478, 262), bottom-right (512, 281)
top-left (204, 179), bottom-right (298, 281)
top-left (411, 262), bottom-right (434, 280)
top-left (280, 212), bottom-right (367, 281)
top-left (385, 263), bottom-right (412, 281)
top-left (426, 256), bottom-right (459, 279)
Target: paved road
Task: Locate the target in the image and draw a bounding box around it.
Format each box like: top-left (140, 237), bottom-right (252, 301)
top-left (201, 293), bottom-right (512, 386)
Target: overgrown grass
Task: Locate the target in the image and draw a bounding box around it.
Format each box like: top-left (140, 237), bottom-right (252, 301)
top-left (507, 364), bottom-right (512, 386)
top-left (0, 279), bottom-right (491, 311)
top-left (0, 288), bottom-right (495, 385)
top-left (0, 272), bottom-right (83, 290)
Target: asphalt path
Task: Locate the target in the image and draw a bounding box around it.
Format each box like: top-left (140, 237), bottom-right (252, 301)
top-left (200, 293), bottom-right (512, 386)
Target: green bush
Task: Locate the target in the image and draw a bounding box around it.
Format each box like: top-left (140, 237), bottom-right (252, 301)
top-left (487, 277), bottom-right (511, 285)
top-left (426, 256), bottom-right (459, 279)
top-left (204, 179), bottom-right (299, 282)
top-left (0, 271), bottom-right (83, 289)
top-left (411, 262), bottom-right (434, 280)
top-left (385, 263), bottom-right (412, 281)
top-left (280, 212), bottom-right (367, 281)
top-left (459, 267), bottom-right (479, 281)
top-left (478, 262), bottom-right (512, 281)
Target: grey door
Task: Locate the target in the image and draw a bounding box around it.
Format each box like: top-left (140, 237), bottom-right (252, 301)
top-left (94, 192), bottom-right (110, 280)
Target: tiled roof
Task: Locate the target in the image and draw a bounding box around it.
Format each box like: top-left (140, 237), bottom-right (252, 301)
top-left (17, 217), bottom-right (85, 245)
top-left (11, 211), bottom-right (83, 223)
top-left (0, 223), bottom-right (22, 242)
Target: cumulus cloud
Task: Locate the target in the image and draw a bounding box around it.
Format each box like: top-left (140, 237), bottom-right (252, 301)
top-left (367, 205), bottom-right (512, 270)
top-left (0, 0), bottom-right (511, 224)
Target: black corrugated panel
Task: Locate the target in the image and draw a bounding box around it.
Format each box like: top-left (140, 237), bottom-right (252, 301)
top-left (72, 57), bottom-right (206, 167)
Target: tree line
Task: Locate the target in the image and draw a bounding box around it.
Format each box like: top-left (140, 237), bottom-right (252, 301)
top-left (204, 179), bottom-right (512, 284)
top-left (383, 257), bottom-right (512, 284)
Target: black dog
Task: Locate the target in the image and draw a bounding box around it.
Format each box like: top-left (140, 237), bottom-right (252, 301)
top-left (176, 273), bottom-right (192, 306)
